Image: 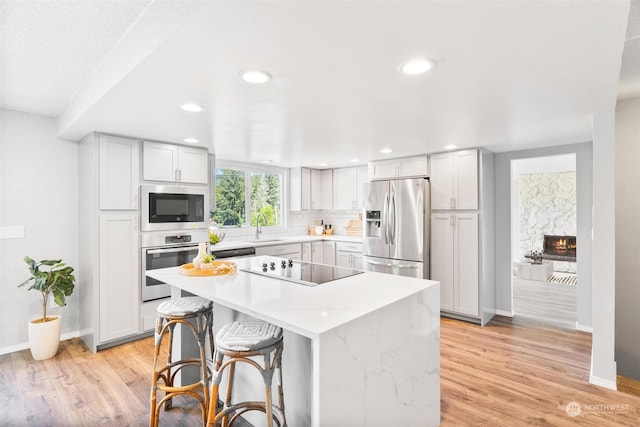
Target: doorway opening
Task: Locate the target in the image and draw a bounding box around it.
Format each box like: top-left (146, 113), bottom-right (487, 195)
top-left (510, 154), bottom-right (577, 328)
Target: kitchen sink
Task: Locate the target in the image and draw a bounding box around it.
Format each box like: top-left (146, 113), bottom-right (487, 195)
top-left (247, 239), bottom-right (284, 243)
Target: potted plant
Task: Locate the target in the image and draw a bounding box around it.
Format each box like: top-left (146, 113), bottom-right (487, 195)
top-left (18, 256), bottom-right (75, 360)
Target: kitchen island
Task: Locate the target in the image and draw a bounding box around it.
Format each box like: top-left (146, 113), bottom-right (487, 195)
top-left (147, 256), bottom-right (440, 427)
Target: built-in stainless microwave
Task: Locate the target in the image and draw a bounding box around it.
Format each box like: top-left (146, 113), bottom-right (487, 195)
top-left (141, 185), bottom-right (209, 231)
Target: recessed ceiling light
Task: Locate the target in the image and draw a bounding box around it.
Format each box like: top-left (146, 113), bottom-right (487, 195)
top-left (350, 158), bottom-right (360, 163)
top-left (184, 137), bottom-right (199, 144)
top-left (319, 163), bottom-right (329, 167)
top-left (399, 58), bottom-right (437, 75)
top-left (181, 103), bottom-right (203, 112)
top-left (444, 144), bottom-right (458, 150)
top-left (261, 160), bottom-right (272, 164)
top-left (241, 70), bottom-right (272, 84)
top-left (380, 148), bottom-right (393, 154)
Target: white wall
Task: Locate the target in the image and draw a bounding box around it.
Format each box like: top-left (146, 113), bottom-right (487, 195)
top-left (0, 109), bottom-right (79, 354)
top-left (615, 97), bottom-right (640, 381)
top-left (590, 112), bottom-right (617, 389)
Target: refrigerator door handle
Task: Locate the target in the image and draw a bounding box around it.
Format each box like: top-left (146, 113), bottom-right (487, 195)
top-left (390, 191), bottom-right (397, 245)
top-left (383, 192), bottom-right (390, 244)
top-left (364, 258), bottom-right (420, 269)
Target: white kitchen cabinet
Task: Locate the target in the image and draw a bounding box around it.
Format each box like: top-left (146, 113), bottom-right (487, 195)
top-left (431, 213), bottom-right (479, 317)
top-left (290, 167), bottom-right (311, 211)
top-left (368, 156), bottom-right (428, 181)
top-left (143, 141), bottom-right (208, 184)
top-left (255, 243), bottom-right (302, 260)
top-left (323, 241), bottom-right (336, 265)
top-left (431, 149), bottom-right (494, 325)
top-left (99, 214), bottom-right (140, 342)
top-left (321, 169), bottom-right (333, 210)
top-left (99, 135), bottom-right (139, 210)
top-left (79, 133), bottom-right (143, 352)
top-left (291, 167), bottom-right (331, 210)
top-left (302, 242), bottom-right (312, 261)
top-left (335, 241), bottom-right (363, 270)
top-left (430, 149), bottom-right (478, 210)
top-left (333, 166), bottom-right (368, 210)
top-left (311, 241), bottom-right (323, 263)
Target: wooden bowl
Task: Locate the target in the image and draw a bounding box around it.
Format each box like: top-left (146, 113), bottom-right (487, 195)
top-left (179, 261), bottom-right (236, 276)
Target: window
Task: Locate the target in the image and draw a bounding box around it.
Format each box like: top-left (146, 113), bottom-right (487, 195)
top-left (213, 161), bottom-right (284, 228)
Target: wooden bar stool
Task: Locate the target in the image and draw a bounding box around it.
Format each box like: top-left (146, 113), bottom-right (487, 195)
top-left (207, 319), bottom-right (287, 427)
top-left (150, 296), bottom-right (214, 427)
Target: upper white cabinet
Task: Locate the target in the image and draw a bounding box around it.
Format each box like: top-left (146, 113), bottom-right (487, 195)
top-left (291, 167), bottom-right (332, 210)
top-left (290, 167), bottom-right (310, 211)
top-left (430, 149), bottom-right (478, 210)
top-left (143, 141), bottom-right (208, 184)
top-left (320, 169), bottom-right (333, 210)
top-left (99, 135), bottom-right (139, 210)
top-left (333, 166), bottom-right (368, 210)
top-left (368, 156), bottom-right (428, 181)
top-left (310, 169), bottom-right (333, 210)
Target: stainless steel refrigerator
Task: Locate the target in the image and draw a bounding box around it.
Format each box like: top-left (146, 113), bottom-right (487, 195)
top-left (362, 178), bottom-right (430, 279)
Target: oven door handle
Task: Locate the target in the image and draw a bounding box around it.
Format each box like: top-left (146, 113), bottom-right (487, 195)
top-left (146, 246), bottom-right (197, 255)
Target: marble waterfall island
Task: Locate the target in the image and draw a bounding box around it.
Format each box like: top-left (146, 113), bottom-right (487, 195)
top-left (147, 256), bottom-right (440, 427)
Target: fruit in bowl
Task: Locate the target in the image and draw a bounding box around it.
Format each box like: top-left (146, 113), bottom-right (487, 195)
top-left (209, 232), bottom-right (225, 245)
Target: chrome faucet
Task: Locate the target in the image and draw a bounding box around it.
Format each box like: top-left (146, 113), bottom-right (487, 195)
top-left (255, 212), bottom-right (267, 240)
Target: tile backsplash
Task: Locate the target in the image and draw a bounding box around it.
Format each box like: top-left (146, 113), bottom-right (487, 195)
top-left (217, 209), bottom-right (362, 241)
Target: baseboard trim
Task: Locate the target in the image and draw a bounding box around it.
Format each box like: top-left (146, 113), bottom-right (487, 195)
top-left (0, 330), bottom-right (80, 356)
top-left (575, 322), bottom-right (593, 333)
top-left (495, 309), bottom-right (514, 317)
top-left (589, 374), bottom-right (618, 391)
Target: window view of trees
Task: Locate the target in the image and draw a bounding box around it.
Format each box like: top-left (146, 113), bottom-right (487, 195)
top-left (213, 165), bottom-right (282, 227)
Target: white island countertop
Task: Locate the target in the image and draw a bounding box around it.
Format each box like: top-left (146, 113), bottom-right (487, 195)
top-left (147, 256), bottom-right (440, 427)
top-left (146, 255), bottom-right (436, 339)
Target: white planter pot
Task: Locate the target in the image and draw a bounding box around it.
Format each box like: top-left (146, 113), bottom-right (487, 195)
top-left (28, 315), bottom-right (61, 360)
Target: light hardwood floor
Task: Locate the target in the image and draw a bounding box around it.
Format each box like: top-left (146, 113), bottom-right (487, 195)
top-left (513, 276), bottom-right (577, 328)
top-left (1, 316), bottom-right (638, 426)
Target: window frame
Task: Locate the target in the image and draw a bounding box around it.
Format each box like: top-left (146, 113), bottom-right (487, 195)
top-left (213, 159), bottom-right (288, 230)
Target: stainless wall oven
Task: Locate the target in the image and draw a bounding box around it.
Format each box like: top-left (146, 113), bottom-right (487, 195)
top-left (141, 232), bottom-right (206, 302)
top-left (141, 231), bottom-right (257, 302)
top-left (141, 185), bottom-right (209, 232)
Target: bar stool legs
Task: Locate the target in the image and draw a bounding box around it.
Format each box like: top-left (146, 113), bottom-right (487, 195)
top-left (207, 319), bottom-right (287, 427)
top-left (150, 297), bottom-right (214, 427)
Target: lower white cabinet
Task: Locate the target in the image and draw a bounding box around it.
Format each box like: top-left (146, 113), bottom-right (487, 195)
top-left (323, 241), bottom-right (336, 265)
top-left (302, 242), bottom-right (312, 261)
top-left (431, 213), bottom-right (479, 317)
top-left (255, 243), bottom-right (302, 260)
top-left (98, 214), bottom-right (140, 342)
top-left (335, 242), bottom-right (363, 270)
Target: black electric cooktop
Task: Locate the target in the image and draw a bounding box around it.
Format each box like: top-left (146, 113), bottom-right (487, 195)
top-left (240, 256), bottom-right (364, 287)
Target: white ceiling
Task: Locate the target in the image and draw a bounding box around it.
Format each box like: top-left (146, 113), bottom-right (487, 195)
top-left (1, 0), bottom-right (636, 168)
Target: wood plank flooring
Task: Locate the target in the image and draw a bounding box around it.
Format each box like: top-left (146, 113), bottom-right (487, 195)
top-left (1, 316), bottom-right (638, 426)
top-left (513, 276), bottom-right (577, 328)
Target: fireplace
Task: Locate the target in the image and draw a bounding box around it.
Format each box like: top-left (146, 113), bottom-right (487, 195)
top-left (543, 235), bottom-right (576, 259)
